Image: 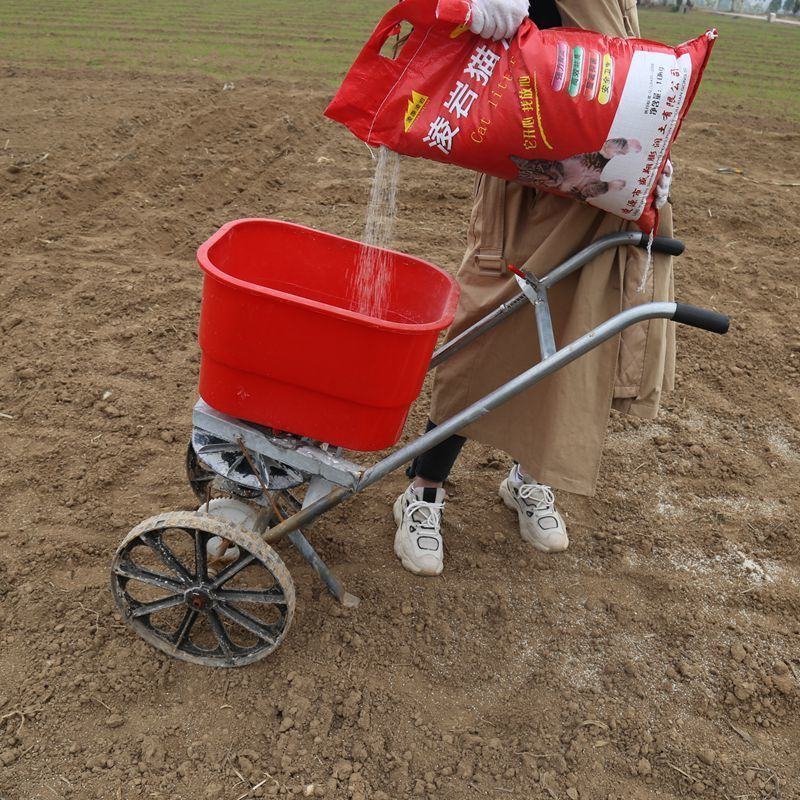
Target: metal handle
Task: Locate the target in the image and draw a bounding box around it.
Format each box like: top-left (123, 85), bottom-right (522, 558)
top-left (646, 235), bottom-right (685, 256)
top-left (263, 299), bottom-right (732, 544)
top-left (539, 230), bottom-right (684, 290)
top-left (672, 303), bottom-right (730, 335)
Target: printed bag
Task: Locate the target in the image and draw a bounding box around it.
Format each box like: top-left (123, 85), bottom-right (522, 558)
top-left (325, 0), bottom-right (716, 231)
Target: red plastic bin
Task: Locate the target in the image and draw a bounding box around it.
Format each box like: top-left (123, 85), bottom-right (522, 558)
top-left (196, 219), bottom-right (460, 451)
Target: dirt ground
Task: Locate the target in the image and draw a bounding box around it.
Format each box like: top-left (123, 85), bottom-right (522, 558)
top-left (1, 61), bottom-right (799, 800)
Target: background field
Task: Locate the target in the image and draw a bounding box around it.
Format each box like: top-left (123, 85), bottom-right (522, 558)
top-left (1, 3), bottom-right (799, 800)
top-left (1, 1), bottom-right (800, 117)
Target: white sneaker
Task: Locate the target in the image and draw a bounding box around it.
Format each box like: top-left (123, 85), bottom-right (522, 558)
top-left (196, 498), bottom-right (258, 564)
top-left (393, 485), bottom-right (445, 577)
top-left (499, 466), bottom-right (569, 553)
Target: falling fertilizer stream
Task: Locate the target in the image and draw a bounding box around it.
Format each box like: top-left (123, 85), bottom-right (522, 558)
top-left (350, 146), bottom-right (401, 318)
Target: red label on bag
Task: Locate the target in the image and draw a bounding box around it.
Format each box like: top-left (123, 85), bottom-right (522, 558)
top-left (325, 0), bottom-right (716, 231)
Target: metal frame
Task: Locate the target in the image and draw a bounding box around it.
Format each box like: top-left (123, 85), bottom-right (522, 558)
top-left (258, 302), bottom-right (679, 545)
top-left (189, 230), bottom-right (719, 607)
top-left (429, 229), bottom-right (657, 368)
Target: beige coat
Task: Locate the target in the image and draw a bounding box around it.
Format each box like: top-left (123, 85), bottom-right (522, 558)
top-left (429, 0), bottom-right (675, 496)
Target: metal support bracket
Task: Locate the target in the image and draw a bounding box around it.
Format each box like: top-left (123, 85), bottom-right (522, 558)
top-left (192, 399), bottom-right (363, 490)
top-left (288, 476), bottom-right (360, 608)
top-left (512, 269), bottom-right (556, 360)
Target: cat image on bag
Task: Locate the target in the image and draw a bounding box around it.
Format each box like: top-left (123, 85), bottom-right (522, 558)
top-left (510, 138), bottom-right (642, 202)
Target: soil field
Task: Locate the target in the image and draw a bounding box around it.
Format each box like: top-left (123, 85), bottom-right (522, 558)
top-left (1, 6), bottom-right (799, 800)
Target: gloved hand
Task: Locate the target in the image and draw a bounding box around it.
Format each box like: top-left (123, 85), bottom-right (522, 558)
top-left (655, 159), bottom-right (673, 209)
top-left (469, 0), bottom-right (529, 41)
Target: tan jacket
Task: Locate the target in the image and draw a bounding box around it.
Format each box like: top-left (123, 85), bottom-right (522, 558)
top-left (429, 0), bottom-right (675, 496)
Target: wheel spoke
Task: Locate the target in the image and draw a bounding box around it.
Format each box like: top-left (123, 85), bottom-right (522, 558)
top-left (194, 529), bottom-right (208, 580)
top-left (217, 588), bottom-right (285, 605)
top-left (114, 558), bottom-right (184, 593)
top-left (210, 552), bottom-right (256, 589)
top-left (173, 608), bottom-right (199, 648)
top-left (207, 609), bottom-right (235, 657)
top-left (216, 602), bottom-right (276, 644)
top-left (142, 532), bottom-right (193, 582)
top-left (130, 594), bottom-right (185, 619)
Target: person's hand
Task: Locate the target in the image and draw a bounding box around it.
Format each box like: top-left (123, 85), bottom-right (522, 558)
top-left (469, 0), bottom-right (529, 41)
top-left (655, 159), bottom-right (673, 209)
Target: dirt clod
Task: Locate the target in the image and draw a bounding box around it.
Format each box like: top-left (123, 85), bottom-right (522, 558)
top-left (697, 748), bottom-right (716, 766)
top-left (730, 642), bottom-right (747, 662)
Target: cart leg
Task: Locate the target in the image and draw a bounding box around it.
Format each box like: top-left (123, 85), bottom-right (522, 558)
top-left (290, 477), bottom-right (360, 608)
top-left (288, 529), bottom-right (359, 608)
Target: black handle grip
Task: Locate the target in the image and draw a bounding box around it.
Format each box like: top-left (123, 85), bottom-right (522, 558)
top-left (672, 303), bottom-right (730, 335)
top-left (637, 234), bottom-right (685, 256)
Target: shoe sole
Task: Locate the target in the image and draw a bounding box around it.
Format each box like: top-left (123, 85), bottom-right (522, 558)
top-left (498, 479), bottom-right (569, 553)
top-left (392, 495), bottom-right (443, 577)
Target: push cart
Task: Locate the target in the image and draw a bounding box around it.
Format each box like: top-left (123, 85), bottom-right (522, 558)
top-left (110, 221), bottom-right (729, 667)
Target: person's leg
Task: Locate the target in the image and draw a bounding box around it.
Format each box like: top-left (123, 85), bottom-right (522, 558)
top-left (499, 463), bottom-right (569, 552)
top-left (406, 420), bottom-right (467, 488)
top-left (394, 421), bottom-right (466, 577)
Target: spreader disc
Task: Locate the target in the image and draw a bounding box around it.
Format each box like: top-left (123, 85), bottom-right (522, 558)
top-left (189, 430), bottom-right (306, 496)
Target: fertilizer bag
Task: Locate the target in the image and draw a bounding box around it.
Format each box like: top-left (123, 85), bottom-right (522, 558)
top-left (325, 0), bottom-right (716, 232)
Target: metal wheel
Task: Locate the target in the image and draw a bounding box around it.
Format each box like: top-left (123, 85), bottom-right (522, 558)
top-left (110, 511), bottom-right (295, 667)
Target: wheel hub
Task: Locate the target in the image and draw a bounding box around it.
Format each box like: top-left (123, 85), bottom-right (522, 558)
top-left (185, 587), bottom-right (213, 611)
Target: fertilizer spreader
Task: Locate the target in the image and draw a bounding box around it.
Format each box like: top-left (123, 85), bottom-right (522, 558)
top-left (110, 218), bottom-right (729, 667)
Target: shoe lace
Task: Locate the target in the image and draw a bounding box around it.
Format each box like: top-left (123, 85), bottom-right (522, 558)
top-left (517, 483), bottom-right (555, 511)
top-left (405, 499), bottom-right (444, 533)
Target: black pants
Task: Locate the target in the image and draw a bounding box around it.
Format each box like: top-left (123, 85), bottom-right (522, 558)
top-left (529, 0), bottom-right (561, 29)
top-left (406, 420), bottom-right (466, 483)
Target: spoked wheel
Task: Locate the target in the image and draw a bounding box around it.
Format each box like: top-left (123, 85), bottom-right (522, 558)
top-left (110, 511), bottom-right (295, 667)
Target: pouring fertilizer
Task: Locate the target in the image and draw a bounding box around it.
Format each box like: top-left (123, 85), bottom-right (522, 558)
top-left (109, 0), bottom-right (730, 668)
top-left (351, 146), bottom-right (401, 318)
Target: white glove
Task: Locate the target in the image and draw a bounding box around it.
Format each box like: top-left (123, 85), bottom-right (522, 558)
top-left (469, 0), bottom-right (529, 41)
top-left (655, 159), bottom-right (673, 209)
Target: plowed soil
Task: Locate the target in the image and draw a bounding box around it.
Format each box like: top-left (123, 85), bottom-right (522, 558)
top-left (1, 44), bottom-right (799, 800)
